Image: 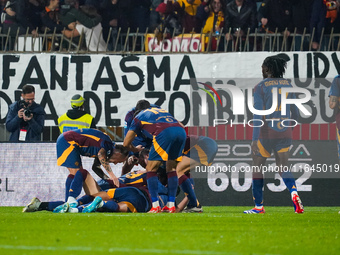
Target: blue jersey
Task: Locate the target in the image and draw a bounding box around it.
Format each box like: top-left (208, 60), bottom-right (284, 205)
top-left (98, 170), bottom-right (168, 192)
top-left (119, 171), bottom-right (168, 194)
top-left (107, 186), bottom-right (151, 212)
top-left (96, 171), bottom-right (147, 191)
top-left (105, 178), bottom-right (168, 212)
top-left (124, 105), bottom-right (159, 152)
top-left (124, 104), bottom-right (160, 135)
top-left (252, 78), bottom-right (299, 140)
top-left (329, 75), bottom-right (340, 129)
top-left (62, 128), bottom-right (114, 158)
top-left (129, 107), bottom-right (182, 139)
top-left (119, 171), bottom-right (147, 187)
top-left (57, 128), bottom-right (114, 167)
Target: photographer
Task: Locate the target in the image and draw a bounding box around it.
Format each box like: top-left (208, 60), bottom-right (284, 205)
top-left (6, 85), bottom-right (45, 142)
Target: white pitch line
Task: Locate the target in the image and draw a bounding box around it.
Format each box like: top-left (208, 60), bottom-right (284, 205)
top-left (0, 245), bottom-right (232, 255)
top-left (104, 214), bottom-right (131, 216)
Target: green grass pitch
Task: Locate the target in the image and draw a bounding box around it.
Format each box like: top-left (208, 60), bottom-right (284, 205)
top-left (0, 206), bottom-right (339, 255)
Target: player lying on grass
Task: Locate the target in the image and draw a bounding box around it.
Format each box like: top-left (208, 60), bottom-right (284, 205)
top-left (22, 168), bottom-right (149, 213)
top-left (80, 187), bottom-right (188, 213)
top-left (23, 169), bottom-right (188, 213)
top-left (57, 175), bottom-right (170, 213)
top-left (54, 154), bottom-right (188, 213)
top-left (67, 167), bottom-right (188, 213)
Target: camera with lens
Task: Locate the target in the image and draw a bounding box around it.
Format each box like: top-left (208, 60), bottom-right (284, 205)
top-left (19, 100), bottom-right (32, 117)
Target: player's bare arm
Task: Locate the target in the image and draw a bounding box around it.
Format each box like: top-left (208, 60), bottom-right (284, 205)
top-left (98, 148), bottom-right (119, 187)
top-left (92, 157), bottom-right (109, 180)
top-left (121, 155), bottom-right (138, 175)
top-left (123, 130), bottom-right (144, 153)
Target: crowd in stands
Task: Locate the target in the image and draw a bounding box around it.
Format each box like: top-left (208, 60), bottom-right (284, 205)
top-left (0, 0), bottom-right (339, 51)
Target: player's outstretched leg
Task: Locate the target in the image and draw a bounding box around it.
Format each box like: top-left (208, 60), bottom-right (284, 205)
top-left (83, 197), bottom-right (103, 213)
top-left (22, 197), bottom-right (41, 212)
top-left (53, 202), bottom-right (70, 213)
top-left (53, 198), bottom-right (78, 213)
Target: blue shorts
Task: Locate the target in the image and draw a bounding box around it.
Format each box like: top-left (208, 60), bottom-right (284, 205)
top-left (106, 187), bottom-right (150, 213)
top-left (256, 138), bottom-right (291, 158)
top-left (56, 134), bottom-right (82, 168)
top-left (184, 137), bottom-right (218, 166)
top-left (149, 126), bottom-right (186, 161)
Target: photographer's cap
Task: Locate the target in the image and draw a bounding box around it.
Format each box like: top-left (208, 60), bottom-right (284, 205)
top-left (71, 94), bottom-right (85, 108)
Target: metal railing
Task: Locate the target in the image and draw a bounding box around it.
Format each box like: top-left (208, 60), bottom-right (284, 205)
top-left (0, 26), bottom-right (339, 53)
top-left (0, 25), bottom-right (339, 142)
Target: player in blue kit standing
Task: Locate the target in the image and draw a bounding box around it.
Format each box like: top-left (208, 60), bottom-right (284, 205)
top-left (53, 128), bottom-right (129, 212)
top-left (123, 100), bottom-right (187, 213)
top-left (244, 56), bottom-right (304, 214)
top-left (121, 104), bottom-right (160, 175)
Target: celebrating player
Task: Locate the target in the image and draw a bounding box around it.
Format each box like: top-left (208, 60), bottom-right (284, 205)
top-left (123, 100), bottom-right (187, 213)
top-left (178, 135), bottom-right (218, 213)
top-left (23, 168), bottom-right (149, 213)
top-left (121, 104), bottom-right (160, 175)
top-left (244, 56), bottom-right (304, 214)
top-left (53, 128), bottom-right (128, 212)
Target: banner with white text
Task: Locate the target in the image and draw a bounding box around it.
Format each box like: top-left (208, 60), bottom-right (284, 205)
top-left (0, 52), bottom-right (339, 127)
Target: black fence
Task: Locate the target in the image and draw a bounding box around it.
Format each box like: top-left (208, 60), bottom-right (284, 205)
top-left (0, 26), bottom-right (339, 53)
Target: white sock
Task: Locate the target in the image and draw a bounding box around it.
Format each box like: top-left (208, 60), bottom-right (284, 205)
top-left (67, 196), bottom-right (78, 205)
top-left (152, 201), bottom-right (160, 208)
top-left (167, 202), bottom-right (175, 208)
top-left (69, 208), bottom-right (79, 213)
top-left (291, 191), bottom-right (298, 199)
top-left (255, 205), bottom-right (263, 209)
